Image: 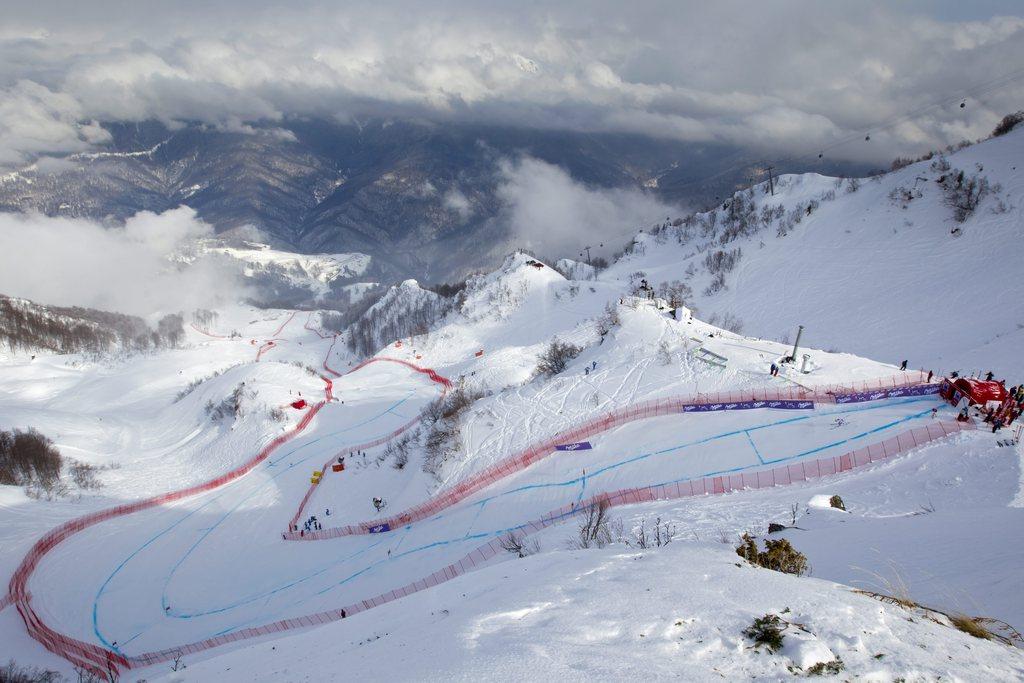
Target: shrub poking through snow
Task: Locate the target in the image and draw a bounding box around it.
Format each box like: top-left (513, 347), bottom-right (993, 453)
top-left (736, 533), bottom-right (809, 576)
top-left (537, 339), bottom-right (582, 376)
top-left (939, 168), bottom-right (994, 222)
top-left (205, 382), bottom-right (252, 423)
top-left (595, 302), bottom-right (620, 336)
top-left (626, 516), bottom-right (676, 549)
top-left (992, 110), bottom-right (1024, 137)
top-left (743, 613), bottom-right (785, 652)
top-left (855, 591), bottom-right (1023, 647)
top-left (828, 495), bottom-right (845, 511)
top-left (422, 388), bottom-right (485, 478)
top-left (569, 499), bottom-right (618, 549)
top-left (949, 614), bottom-right (994, 641)
top-left (0, 659), bottom-right (63, 683)
top-left (805, 657), bottom-right (845, 676)
top-left (499, 531), bottom-right (540, 558)
top-left (68, 461), bottom-right (102, 490)
top-left (384, 429), bottom-right (418, 470)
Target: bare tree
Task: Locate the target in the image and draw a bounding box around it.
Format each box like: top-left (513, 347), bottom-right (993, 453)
top-left (570, 499), bottom-right (615, 549)
top-left (537, 339), bottom-right (582, 376)
top-left (627, 517), bottom-right (676, 549)
top-left (499, 531), bottom-right (540, 558)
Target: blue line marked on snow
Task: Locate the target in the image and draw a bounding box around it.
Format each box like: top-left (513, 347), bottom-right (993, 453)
top-left (92, 394), bottom-right (939, 652)
top-left (745, 430), bottom-right (765, 464)
top-left (92, 376), bottom-right (443, 649)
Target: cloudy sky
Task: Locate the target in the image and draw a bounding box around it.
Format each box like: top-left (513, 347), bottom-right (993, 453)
top-left (2, 0), bottom-right (1023, 168)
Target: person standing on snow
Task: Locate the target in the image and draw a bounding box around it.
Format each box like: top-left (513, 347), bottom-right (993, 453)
top-left (770, 362), bottom-right (777, 377)
top-left (900, 360), bottom-right (908, 371)
top-left (985, 371), bottom-right (995, 381)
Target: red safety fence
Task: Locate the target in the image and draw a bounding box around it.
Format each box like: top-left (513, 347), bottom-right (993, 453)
top-left (271, 311), bottom-right (297, 338)
top-left (321, 335), bottom-right (342, 377)
top-left (5, 377), bottom-right (333, 677)
top-left (289, 372), bottom-right (931, 540)
top-left (4, 353), bottom-right (451, 676)
top-left (127, 416), bottom-right (973, 670)
top-left (288, 357), bottom-right (453, 531)
top-left (303, 312), bottom-right (334, 340)
top-left (255, 340), bottom-right (278, 361)
top-left (304, 313), bottom-right (342, 376)
top-left (190, 323), bottom-right (229, 339)
top-left (3, 364), bottom-right (931, 675)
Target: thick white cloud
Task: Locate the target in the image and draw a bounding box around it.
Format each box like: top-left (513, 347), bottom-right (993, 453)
top-left (0, 80), bottom-right (111, 165)
top-left (0, 207), bottom-right (250, 316)
top-left (496, 156), bottom-right (677, 259)
top-left (0, 2), bottom-right (1022, 167)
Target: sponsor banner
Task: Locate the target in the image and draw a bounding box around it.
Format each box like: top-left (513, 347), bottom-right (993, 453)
top-left (834, 384), bottom-right (939, 404)
top-left (681, 399), bottom-right (813, 413)
top-left (555, 441), bottom-right (593, 451)
top-left (368, 523), bottom-right (391, 533)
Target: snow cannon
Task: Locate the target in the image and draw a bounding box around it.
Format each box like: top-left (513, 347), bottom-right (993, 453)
top-left (311, 470), bottom-right (323, 485)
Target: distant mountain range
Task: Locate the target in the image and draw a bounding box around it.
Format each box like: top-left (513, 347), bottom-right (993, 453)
top-left (0, 118), bottom-right (868, 281)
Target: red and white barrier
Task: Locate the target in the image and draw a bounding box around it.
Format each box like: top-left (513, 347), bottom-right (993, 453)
top-left (4, 362), bottom-right (936, 675)
top-left (5, 378), bottom-right (332, 677)
top-left (288, 357), bottom-right (453, 531)
top-left (271, 311), bottom-right (297, 338)
top-left (289, 372), bottom-right (932, 540)
top-left (190, 323), bottom-right (229, 339)
top-left (128, 416), bottom-right (973, 669)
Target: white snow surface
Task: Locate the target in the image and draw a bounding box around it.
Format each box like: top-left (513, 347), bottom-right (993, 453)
top-left (179, 240), bottom-right (371, 297)
top-left (2, 135), bottom-right (1024, 682)
top-left (606, 127), bottom-right (1024, 377)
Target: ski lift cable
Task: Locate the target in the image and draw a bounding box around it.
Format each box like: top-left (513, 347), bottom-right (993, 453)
top-left (578, 66), bottom-right (1024, 255)
top-left (637, 66), bottom-right (1024, 202)
top-left (800, 66), bottom-right (1024, 164)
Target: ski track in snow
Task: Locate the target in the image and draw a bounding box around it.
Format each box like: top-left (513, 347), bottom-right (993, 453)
top-left (5, 138), bottom-right (1024, 680)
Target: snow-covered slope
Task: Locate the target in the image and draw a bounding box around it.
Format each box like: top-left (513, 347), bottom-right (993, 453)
top-left (606, 127), bottom-right (1024, 377)
top-left (178, 240), bottom-right (372, 300)
top-left (2, 159), bottom-right (1023, 680)
top-left (161, 532), bottom-right (1024, 682)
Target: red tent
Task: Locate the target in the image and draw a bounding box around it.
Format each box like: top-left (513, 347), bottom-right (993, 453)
top-left (941, 378), bottom-right (1007, 406)
top-left (290, 399), bottom-right (308, 410)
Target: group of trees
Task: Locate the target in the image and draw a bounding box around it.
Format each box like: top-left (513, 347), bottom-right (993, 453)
top-left (346, 288), bottom-right (455, 358)
top-left (0, 428), bottom-right (62, 490)
top-left (421, 386), bottom-right (485, 479)
top-left (537, 339), bottom-right (582, 376)
top-left (0, 296), bottom-right (185, 355)
top-left (939, 168), bottom-right (997, 223)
